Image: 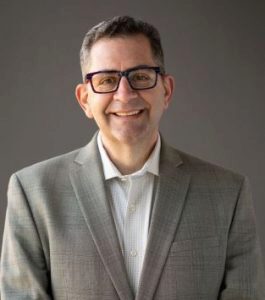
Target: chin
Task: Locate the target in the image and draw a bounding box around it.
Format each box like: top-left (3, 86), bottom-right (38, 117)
top-left (114, 134), bottom-right (140, 145)
top-left (113, 129), bottom-right (155, 146)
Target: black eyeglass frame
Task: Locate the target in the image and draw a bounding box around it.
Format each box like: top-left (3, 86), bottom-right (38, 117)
top-left (85, 66), bottom-right (162, 94)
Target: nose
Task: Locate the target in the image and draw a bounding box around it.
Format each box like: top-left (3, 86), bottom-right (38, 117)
top-left (113, 76), bottom-right (137, 103)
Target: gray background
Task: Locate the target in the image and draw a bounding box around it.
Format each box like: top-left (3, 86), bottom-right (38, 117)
top-left (0, 0), bottom-right (264, 264)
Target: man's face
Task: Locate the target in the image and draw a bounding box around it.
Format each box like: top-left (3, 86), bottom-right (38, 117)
top-left (76, 34), bottom-right (174, 147)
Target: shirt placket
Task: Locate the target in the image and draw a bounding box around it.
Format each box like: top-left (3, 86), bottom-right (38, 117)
top-left (123, 176), bottom-right (144, 293)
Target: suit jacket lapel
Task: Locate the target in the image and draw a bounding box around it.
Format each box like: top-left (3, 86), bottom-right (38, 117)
top-left (136, 142), bottom-right (191, 300)
top-left (69, 134), bottom-right (133, 300)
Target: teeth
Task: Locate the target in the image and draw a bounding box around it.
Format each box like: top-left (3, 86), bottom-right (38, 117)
top-left (115, 110), bottom-right (141, 116)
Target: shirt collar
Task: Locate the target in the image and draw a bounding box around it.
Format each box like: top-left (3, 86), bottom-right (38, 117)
top-left (97, 132), bottom-right (160, 180)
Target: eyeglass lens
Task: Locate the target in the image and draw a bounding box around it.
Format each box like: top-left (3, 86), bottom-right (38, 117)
top-left (91, 68), bottom-right (157, 93)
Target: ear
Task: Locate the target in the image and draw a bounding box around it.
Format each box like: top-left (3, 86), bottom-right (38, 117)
top-left (162, 75), bottom-right (175, 109)
top-left (75, 84), bottom-right (93, 119)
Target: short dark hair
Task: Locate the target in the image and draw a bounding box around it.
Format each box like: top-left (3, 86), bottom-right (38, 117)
top-left (80, 16), bottom-right (165, 78)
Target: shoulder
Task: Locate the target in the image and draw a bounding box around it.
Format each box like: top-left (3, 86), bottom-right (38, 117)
top-left (9, 146), bottom-right (84, 192)
top-left (163, 145), bottom-right (252, 220)
top-left (11, 133), bottom-right (99, 187)
top-left (162, 142), bottom-right (245, 188)
top-left (18, 147), bottom-right (80, 173)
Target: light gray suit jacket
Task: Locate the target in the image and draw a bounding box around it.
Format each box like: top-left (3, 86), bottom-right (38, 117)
top-left (1, 134), bottom-right (265, 299)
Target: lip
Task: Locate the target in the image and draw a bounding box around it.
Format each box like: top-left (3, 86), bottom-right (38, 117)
top-left (114, 110), bottom-right (141, 116)
top-left (111, 109), bottom-right (144, 117)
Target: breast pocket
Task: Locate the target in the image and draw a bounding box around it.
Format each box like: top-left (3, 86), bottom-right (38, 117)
top-left (170, 236), bottom-right (220, 253)
top-left (167, 236), bottom-right (223, 271)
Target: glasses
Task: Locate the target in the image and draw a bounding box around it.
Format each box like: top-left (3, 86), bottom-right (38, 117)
top-left (85, 66), bottom-right (162, 94)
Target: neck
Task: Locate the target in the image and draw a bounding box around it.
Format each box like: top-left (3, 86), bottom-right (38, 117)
top-left (101, 133), bottom-right (158, 175)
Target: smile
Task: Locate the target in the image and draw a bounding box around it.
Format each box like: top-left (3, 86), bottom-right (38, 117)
top-left (114, 110), bottom-right (143, 117)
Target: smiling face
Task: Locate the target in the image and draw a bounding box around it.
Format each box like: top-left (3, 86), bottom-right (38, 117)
top-left (76, 34), bottom-right (174, 148)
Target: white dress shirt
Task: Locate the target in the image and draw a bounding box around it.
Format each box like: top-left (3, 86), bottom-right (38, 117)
top-left (97, 132), bottom-right (160, 294)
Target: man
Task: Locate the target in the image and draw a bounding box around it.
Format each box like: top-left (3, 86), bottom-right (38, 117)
top-left (1, 16), bottom-right (264, 300)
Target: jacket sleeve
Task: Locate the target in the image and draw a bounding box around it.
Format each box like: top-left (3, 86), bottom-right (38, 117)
top-left (219, 177), bottom-right (265, 300)
top-left (0, 173), bottom-right (52, 299)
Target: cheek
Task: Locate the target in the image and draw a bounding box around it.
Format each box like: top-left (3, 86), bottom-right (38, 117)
top-left (153, 94), bottom-right (169, 113)
top-left (87, 97), bottom-right (110, 121)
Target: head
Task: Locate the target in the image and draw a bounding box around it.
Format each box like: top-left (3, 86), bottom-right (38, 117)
top-left (76, 16), bottom-right (174, 149)
top-left (79, 15), bottom-right (165, 79)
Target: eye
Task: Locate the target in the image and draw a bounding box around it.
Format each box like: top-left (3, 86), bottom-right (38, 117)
top-left (131, 72), bottom-right (150, 82)
top-left (98, 76), bottom-right (117, 86)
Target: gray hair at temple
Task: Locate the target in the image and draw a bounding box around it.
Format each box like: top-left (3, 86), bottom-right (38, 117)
top-left (79, 16), bottom-right (165, 80)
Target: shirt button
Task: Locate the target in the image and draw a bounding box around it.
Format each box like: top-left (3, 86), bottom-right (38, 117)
top-left (130, 250), bottom-right (138, 257)
top-left (120, 177), bottom-right (127, 182)
top-left (129, 204), bottom-right (136, 213)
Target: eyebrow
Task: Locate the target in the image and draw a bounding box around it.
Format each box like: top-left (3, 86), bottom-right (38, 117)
top-left (91, 64), bottom-right (154, 73)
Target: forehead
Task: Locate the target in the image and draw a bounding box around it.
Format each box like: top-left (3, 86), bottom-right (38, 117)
top-left (87, 34), bottom-right (156, 72)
